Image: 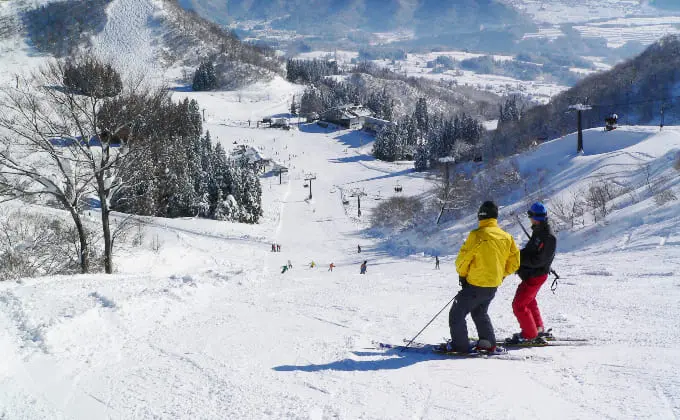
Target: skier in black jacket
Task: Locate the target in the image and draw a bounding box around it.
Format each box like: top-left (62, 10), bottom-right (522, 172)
top-left (508, 202), bottom-right (557, 344)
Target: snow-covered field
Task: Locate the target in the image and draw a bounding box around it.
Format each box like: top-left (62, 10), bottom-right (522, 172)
top-left (1, 0), bottom-right (680, 418)
top-left (506, 0), bottom-right (680, 48)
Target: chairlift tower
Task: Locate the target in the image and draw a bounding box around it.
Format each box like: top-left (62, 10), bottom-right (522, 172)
top-left (350, 188), bottom-right (367, 217)
top-left (304, 173), bottom-right (317, 199)
top-left (568, 104), bottom-right (592, 153)
top-left (278, 167), bottom-right (288, 185)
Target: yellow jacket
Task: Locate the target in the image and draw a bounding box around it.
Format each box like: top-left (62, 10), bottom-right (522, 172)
top-left (455, 219), bottom-right (520, 288)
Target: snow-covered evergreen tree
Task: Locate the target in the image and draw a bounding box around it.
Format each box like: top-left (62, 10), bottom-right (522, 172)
top-left (300, 86), bottom-right (324, 116)
top-left (373, 124), bottom-right (400, 161)
top-left (192, 61), bottom-right (218, 91)
top-left (414, 97), bottom-right (429, 132)
top-left (290, 95), bottom-right (298, 116)
top-left (414, 143), bottom-right (429, 172)
top-left (236, 161), bottom-right (263, 223)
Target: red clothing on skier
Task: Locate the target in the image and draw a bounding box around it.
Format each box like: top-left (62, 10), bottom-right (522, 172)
top-left (513, 273), bottom-right (548, 339)
top-left (513, 203), bottom-right (556, 340)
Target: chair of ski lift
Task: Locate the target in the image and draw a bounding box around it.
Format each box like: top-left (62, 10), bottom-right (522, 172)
top-left (303, 182), bottom-right (309, 188)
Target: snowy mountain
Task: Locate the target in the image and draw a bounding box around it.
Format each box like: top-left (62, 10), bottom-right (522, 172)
top-left (178, 0), bottom-right (680, 59)
top-left (178, 0), bottom-right (530, 34)
top-left (0, 0), bottom-right (281, 88)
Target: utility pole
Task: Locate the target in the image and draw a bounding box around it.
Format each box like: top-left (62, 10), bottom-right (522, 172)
top-left (351, 189), bottom-right (367, 217)
top-left (568, 104), bottom-right (592, 153)
top-left (304, 174), bottom-right (316, 199)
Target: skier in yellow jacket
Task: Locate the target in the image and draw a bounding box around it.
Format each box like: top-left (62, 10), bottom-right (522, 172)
top-left (441, 201), bottom-right (520, 354)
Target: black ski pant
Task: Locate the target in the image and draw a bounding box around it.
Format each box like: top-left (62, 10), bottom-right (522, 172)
top-left (449, 283), bottom-right (497, 352)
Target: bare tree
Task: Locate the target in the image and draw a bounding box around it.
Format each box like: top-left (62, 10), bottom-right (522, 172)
top-left (0, 58), bottom-right (154, 274)
top-left (585, 179), bottom-right (619, 221)
top-left (435, 172), bottom-right (474, 224)
top-left (0, 72), bottom-right (94, 272)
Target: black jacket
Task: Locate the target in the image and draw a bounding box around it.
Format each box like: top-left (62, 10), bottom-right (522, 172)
top-left (517, 222), bottom-right (556, 280)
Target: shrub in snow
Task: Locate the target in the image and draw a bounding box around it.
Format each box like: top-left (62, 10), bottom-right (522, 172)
top-left (585, 179), bottom-right (620, 221)
top-left (371, 196), bottom-right (423, 231)
top-left (550, 193), bottom-right (586, 230)
top-left (654, 189), bottom-right (678, 206)
top-left (0, 210), bottom-right (99, 279)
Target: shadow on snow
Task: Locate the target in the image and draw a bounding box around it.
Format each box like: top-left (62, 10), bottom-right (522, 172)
top-left (272, 348), bottom-right (484, 372)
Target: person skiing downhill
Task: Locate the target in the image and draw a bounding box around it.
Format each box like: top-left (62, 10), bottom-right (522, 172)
top-left (360, 260), bottom-right (367, 274)
top-left (507, 202), bottom-right (557, 345)
top-left (443, 201), bottom-right (520, 354)
top-left (435, 256), bottom-right (440, 270)
top-left (328, 263), bottom-right (335, 272)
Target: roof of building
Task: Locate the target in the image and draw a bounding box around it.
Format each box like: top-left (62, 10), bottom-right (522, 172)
top-left (322, 104), bottom-right (373, 120)
top-left (231, 145), bottom-right (268, 164)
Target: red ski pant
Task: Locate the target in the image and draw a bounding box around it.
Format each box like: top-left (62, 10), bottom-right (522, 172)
top-left (512, 274), bottom-right (548, 339)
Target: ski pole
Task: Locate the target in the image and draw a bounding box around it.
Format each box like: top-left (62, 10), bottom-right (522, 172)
top-left (402, 296), bottom-right (456, 352)
top-left (515, 214), bottom-right (561, 290)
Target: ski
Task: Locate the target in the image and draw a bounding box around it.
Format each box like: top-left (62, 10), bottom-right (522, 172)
top-left (544, 337), bottom-right (589, 342)
top-left (500, 340), bottom-right (589, 348)
top-left (372, 341), bottom-right (527, 360)
top-left (401, 338), bottom-right (588, 349)
top-left (538, 328), bottom-right (590, 342)
top-left (398, 338), bottom-right (588, 351)
top-left (374, 341), bottom-right (482, 357)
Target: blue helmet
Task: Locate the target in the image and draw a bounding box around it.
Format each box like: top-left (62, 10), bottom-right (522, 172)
top-left (528, 202), bottom-right (547, 221)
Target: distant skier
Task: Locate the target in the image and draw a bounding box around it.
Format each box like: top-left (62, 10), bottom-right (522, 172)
top-left (441, 201), bottom-right (520, 354)
top-left (357, 244), bottom-right (362, 253)
top-left (328, 263), bottom-right (335, 272)
top-left (287, 260), bottom-right (293, 269)
top-left (281, 265), bottom-right (289, 274)
top-left (435, 256), bottom-right (440, 270)
top-left (360, 260), bottom-right (367, 274)
top-left (309, 261), bottom-right (316, 268)
top-left (271, 243), bottom-right (276, 252)
top-left (276, 244), bottom-right (281, 252)
top-left (507, 202), bottom-right (557, 345)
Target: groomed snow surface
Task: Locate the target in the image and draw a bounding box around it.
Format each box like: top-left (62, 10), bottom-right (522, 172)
top-left (0, 77), bottom-right (679, 419)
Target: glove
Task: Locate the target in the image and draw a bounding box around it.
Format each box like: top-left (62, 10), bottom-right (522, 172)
top-left (459, 276), bottom-right (468, 288)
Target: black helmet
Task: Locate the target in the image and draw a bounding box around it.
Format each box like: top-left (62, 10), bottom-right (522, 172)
top-left (477, 201), bottom-right (498, 220)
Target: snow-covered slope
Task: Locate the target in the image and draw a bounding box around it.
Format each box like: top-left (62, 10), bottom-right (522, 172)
top-left (1, 76), bottom-right (680, 418)
top-left (0, 0), bottom-right (279, 88)
top-left (90, 0), bottom-right (162, 81)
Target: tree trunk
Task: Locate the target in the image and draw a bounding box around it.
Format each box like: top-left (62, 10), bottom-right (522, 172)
top-left (65, 201), bottom-right (89, 273)
top-left (97, 177), bottom-right (114, 274)
top-left (101, 205), bottom-right (113, 274)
